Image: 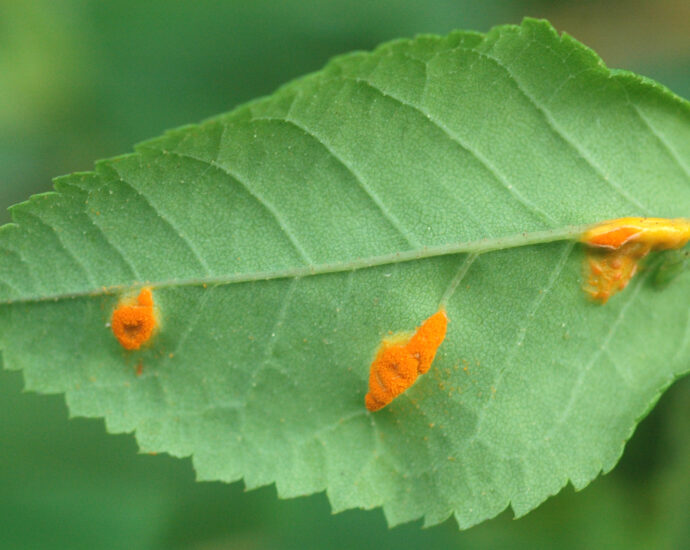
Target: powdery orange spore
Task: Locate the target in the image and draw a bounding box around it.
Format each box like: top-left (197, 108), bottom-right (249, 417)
top-left (111, 287), bottom-right (157, 350)
top-left (581, 217), bottom-right (690, 303)
top-left (583, 243), bottom-right (647, 303)
top-left (365, 310), bottom-right (448, 412)
top-left (581, 217), bottom-right (690, 250)
top-left (406, 310), bottom-right (448, 374)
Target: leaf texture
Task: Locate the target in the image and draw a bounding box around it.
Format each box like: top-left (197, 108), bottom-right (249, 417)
top-left (1, 19), bottom-right (689, 528)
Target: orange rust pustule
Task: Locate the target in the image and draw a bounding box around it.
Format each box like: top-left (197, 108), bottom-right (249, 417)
top-left (111, 287), bottom-right (157, 350)
top-left (584, 226), bottom-right (641, 249)
top-left (581, 217), bottom-right (690, 303)
top-left (365, 310), bottom-right (448, 412)
top-left (406, 310), bottom-right (448, 374)
top-left (581, 217), bottom-right (690, 250)
top-left (583, 243), bottom-right (648, 304)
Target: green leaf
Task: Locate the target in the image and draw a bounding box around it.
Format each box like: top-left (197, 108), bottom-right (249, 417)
top-left (1, 18), bottom-right (689, 529)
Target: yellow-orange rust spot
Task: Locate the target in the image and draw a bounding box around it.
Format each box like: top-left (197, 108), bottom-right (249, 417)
top-left (583, 243), bottom-right (646, 304)
top-left (365, 310), bottom-right (448, 412)
top-left (581, 217), bottom-right (690, 303)
top-left (111, 287), bottom-right (158, 350)
top-left (581, 217), bottom-right (690, 250)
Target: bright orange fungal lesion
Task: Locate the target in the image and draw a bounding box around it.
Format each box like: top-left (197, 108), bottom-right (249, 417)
top-left (365, 309), bottom-right (448, 412)
top-left (581, 217), bottom-right (690, 303)
top-left (111, 287), bottom-right (158, 350)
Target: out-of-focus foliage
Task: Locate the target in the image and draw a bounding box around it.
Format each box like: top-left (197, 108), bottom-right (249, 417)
top-left (1, 1), bottom-right (688, 548)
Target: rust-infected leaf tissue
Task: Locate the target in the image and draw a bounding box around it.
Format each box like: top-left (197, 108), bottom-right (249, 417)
top-left (365, 309), bottom-right (448, 412)
top-left (111, 287), bottom-right (158, 350)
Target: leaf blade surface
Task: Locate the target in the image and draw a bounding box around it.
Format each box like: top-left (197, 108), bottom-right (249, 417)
top-left (1, 18), bottom-right (689, 528)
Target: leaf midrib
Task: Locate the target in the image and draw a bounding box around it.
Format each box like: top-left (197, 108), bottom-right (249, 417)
top-left (0, 224), bottom-right (589, 305)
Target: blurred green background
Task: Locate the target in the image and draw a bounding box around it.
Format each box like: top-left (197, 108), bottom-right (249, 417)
top-left (1, 1), bottom-right (689, 548)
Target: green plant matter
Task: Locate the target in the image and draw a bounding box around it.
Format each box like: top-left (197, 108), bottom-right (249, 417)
top-left (1, 18), bottom-right (688, 534)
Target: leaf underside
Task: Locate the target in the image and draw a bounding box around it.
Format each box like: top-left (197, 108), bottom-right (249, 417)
top-left (1, 18), bottom-right (689, 529)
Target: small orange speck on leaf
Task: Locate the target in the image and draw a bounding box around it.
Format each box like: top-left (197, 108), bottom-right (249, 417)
top-left (581, 217), bottom-right (690, 303)
top-left (365, 309), bottom-right (448, 412)
top-left (111, 287), bottom-right (158, 350)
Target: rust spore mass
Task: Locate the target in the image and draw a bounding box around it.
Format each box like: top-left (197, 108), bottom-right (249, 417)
top-left (111, 287), bottom-right (157, 350)
top-left (365, 310), bottom-right (448, 412)
top-left (581, 217), bottom-right (690, 303)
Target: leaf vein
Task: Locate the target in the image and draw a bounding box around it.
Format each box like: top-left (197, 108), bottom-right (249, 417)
top-left (112, 171), bottom-right (213, 276)
top-left (58, 180), bottom-right (142, 281)
top-left (346, 75), bottom-right (558, 226)
top-left (160, 146), bottom-right (314, 266)
top-left (470, 48), bottom-right (650, 213)
top-left (472, 241), bottom-right (575, 438)
top-left (0, 225), bottom-right (590, 305)
top-left (0, 243), bottom-right (39, 293)
top-left (546, 271), bottom-right (648, 439)
top-left (628, 101), bottom-right (690, 182)
top-left (252, 114), bottom-right (421, 249)
top-left (20, 209), bottom-right (97, 287)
